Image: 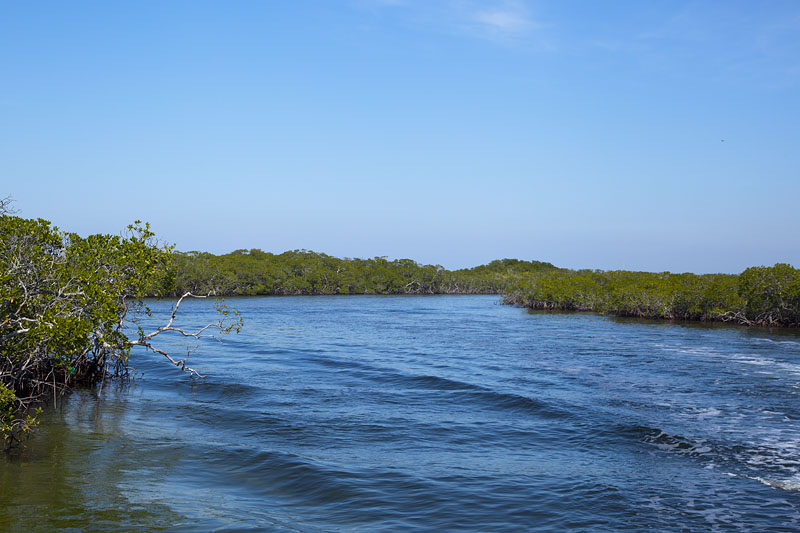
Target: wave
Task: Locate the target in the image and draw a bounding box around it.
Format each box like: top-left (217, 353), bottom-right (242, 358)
top-left (613, 422), bottom-right (800, 495)
top-left (670, 344), bottom-right (800, 379)
top-left (748, 337), bottom-right (800, 349)
top-left (728, 353), bottom-right (800, 378)
top-left (193, 444), bottom-right (370, 505)
top-left (402, 374), bottom-right (482, 391)
top-left (370, 371), bottom-right (574, 419)
top-left (459, 388), bottom-right (572, 419)
top-left (191, 381), bottom-right (266, 404)
top-left (640, 428), bottom-right (714, 457)
top-left (298, 351), bottom-right (575, 419)
top-left (746, 474), bottom-right (800, 492)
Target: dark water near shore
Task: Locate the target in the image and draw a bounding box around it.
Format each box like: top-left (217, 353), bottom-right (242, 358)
top-left (3, 295), bottom-right (800, 531)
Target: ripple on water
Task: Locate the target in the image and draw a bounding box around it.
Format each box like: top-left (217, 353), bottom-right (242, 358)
top-left (5, 295), bottom-right (800, 531)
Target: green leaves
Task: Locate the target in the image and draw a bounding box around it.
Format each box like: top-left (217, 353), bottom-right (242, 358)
top-left (169, 251), bottom-right (559, 296)
top-left (504, 265), bottom-right (799, 327)
top-left (738, 264), bottom-right (800, 325)
top-left (0, 214), bottom-right (177, 445)
top-left (215, 300), bottom-right (243, 334)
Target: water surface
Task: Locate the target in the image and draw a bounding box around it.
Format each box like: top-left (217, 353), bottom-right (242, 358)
top-left (3, 295), bottom-right (800, 530)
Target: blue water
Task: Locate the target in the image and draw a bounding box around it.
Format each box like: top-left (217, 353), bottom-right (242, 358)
top-left (3, 295), bottom-right (800, 530)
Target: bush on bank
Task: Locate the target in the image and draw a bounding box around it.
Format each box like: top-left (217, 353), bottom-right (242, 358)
top-left (503, 265), bottom-right (800, 327)
top-left (0, 212), bottom-right (174, 445)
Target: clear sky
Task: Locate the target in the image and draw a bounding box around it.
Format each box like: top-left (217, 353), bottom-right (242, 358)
top-left (2, 1), bottom-right (798, 272)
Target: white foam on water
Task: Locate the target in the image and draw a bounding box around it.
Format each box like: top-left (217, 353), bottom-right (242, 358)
top-left (668, 343), bottom-right (800, 380)
top-left (749, 338), bottom-right (800, 350)
top-left (747, 474), bottom-right (800, 492)
top-left (692, 407), bottom-right (722, 418)
top-left (642, 338), bottom-right (800, 496)
top-left (725, 472), bottom-right (800, 493)
top-left (737, 356), bottom-right (773, 366)
top-left (722, 353), bottom-right (800, 382)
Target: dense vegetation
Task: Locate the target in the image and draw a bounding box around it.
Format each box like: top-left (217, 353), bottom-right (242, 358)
top-left (503, 265), bottom-right (800, 327)
top-left (0, 204), bottom-right (239, 446)
top-left (173, 249), bottom-right (800, 327)
top-left (172, 249), bottom-right (800, 328)
top-left (172, 250), bottom-right (560, 296)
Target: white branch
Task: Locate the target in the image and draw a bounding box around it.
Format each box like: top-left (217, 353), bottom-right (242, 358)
top-left (128, 291), bottom-right (237, 378)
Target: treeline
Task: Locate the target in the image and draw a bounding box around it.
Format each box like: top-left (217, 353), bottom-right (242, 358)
top-left (171, 250), bottom-right (800, 327)
top-left (172, 250), bottom-right (560, 296)
top-left (503, 264), bottom-right (800, 328)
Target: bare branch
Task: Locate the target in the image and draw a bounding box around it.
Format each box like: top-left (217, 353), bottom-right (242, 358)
top-left (134, 339), bottom-right (205, 378)
top-left (0, 195), bottom-right (17, 215)
top-left (127, 291), bottom-right (241, 377)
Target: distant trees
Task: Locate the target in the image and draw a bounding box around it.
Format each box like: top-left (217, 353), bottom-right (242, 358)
top-left (170, 251), bottom-right (560, 296)
top-left (503, 265), bottom-right (800, 327)
top-left (170, 249), bottom-right (800, 327)
top-left (738, 264), bottom-right (800, 326)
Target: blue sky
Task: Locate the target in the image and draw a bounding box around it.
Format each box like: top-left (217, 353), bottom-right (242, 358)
top-left (2, 1), bottom-right (798, 272)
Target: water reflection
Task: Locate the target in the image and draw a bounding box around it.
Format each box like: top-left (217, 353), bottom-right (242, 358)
top-left (0, 389), bottom-right (182, 531)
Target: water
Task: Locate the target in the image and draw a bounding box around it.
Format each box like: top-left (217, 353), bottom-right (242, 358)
top-left (3, 295), bottom-right (800, 531)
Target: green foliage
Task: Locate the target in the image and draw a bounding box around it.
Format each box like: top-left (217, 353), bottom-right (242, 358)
top-left (462, 258), bottom-right (562, 277)
top-left (1, 217), bottom-right (170, 356)
top-left (171, 251), bottom-right (560, 296)
top-left (170, 246), bottom-right (799, 327)
top-left (738, 264), bottom-right (800, 326)
top-left (504, 265), bottom-right (799, 327)
top-left (0, 212), bottom-right (235, 447)
top-left (0, 383), bottom-right (40, 443)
